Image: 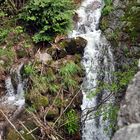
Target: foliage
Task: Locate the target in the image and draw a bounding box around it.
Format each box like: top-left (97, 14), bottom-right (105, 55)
top-left (122, 1), bottom-right (140, 41)
top-left (0, 46), bottom-right (16, 69)
top-left (24, 63), bottom-right (37, 75)
top-left (0, 28), bottom-right (9, 43)
top-left (102, 103), bottom-right (119, 133)
top-left (25, 60), bottom-right (82, 110)
top-left (86, 60), bottom-right (138, 132)
top-left (0, 10), bottom-right (7, 17)
top-left (59, 61), bottom-right (82, 88)
top-left (24, 59), bottom-right (82, 138)
top-left (65, 109), bottom-right (79, 135)
top-left (20, 0), bottom-right (75, 43)
top-left (102, 0), bottom-right (113, 16)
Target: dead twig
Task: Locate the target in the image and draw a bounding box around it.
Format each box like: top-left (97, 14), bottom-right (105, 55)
top-left (53, 89), bottom-right (81, 127)
top-left (0, 109), bottom-right (25, 140)
top-left (18, 120), bottom-right (37, 140)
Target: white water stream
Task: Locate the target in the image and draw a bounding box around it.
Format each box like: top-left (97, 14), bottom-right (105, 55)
top-left (70, 0), bottom-right (115, 139)
top-left (1, 63), bottom-right (25, 108)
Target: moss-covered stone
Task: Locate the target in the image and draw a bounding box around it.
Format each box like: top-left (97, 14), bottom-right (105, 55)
top-left (60, 37), bottom-right (87, 55)
top-left (100, 17), bottom-right (109, 31)
top-left (7, 128), bottom-right (34, 140)
top-left (30, 94), bottom-right (49, 110)
top-left (45, 107), bottom-right (59, 120)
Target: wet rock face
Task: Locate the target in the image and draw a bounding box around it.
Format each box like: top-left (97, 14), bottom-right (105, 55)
top-left (112, 71), bottom-right (140, 140)
top-left (117, 71), bottom-right (140, 127)
top-left (87, 1), bottom-right (101, 11)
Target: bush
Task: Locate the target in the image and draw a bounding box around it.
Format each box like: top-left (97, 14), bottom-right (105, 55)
top-left (65, 109), bottom-right (79, 135)
top-left (20, 0), bottom-right (75, 43)
top-left (122, 1), bottom-right (140, 41)
top-left (102, 0), bottom-right (113, 16)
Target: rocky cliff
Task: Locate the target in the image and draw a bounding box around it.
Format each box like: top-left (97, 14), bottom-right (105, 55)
top-left (101, 0), bottom-right (140, 139)
top-left (112, 67), bottom-right (140, 140)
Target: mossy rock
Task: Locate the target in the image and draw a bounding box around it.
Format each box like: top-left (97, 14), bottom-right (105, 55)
top-left (47, 46), bottom-right (67, 60)
top-left (7, 128), bottom-right (34, 140)
top-left (60, 37), bottom-right (87, 55)
top-left (54, 97), bottom-right (64, 108)
top-left (100, 17), bottom-right (109, 31)
top-left (16, 48), bottom-right (28, 58)
top-left (45, 107), bottom-right (59, 120)
top-left (31, 95), bottom-right (49, 110)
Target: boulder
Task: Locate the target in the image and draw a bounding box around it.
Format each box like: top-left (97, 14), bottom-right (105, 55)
top-left (47, 37), bottom-right (87, 59)
top-left (61, 37), bottom-right (87, 55)
top-left (112, 124), bottom-right (140, 140)
top-left (35, 51), bottom-right (52, 64)
top-left (112, 70), bottom-right (140, 140)
top-left (117, 71), bottom-right (140, 127)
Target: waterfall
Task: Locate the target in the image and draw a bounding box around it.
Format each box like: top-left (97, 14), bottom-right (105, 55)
top-left (1, 63), bottom-right (25, 108)
top-left (70, 0), bottom-right (115, 139)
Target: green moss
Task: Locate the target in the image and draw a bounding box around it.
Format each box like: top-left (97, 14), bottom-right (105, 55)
top-left (100, 17), bottom-right (109, 31)
top-left (7, 128), bottom-right (34, 140)
top-left (31, 94), bottom-right (49, 110)
top-left (54, 97), bottom-right (64, 108)
top-left (46, 107), bottom-right (59, 120)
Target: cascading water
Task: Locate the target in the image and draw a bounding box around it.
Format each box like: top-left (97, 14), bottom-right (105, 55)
top-left (0, 63), bottom-right (26, 139)
top-left (70, 0), bottom-right (115, 139)
top-left (1, 63), bottom-right (25, 108)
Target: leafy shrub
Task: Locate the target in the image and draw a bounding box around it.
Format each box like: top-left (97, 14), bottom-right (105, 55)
top-left (65, 109), bottom-right (78, 134)
top-left (102, 0), bottom-right (113, 16)
top-left (59, 61), bottom-right (82, 87)
top-left (122, 1), bottom-right (140, 41)
top-left (20, 0), bottom-right (75, 43)
top-left (0, 28), bottom-right (9, 43)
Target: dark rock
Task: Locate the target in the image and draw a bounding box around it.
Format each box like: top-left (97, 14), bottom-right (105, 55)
top-left (62, 37), bottom-right (87, 55)
top-left (48, 37), bottom-right (87, 59)
top-left (45, 107), bottom-right (59, 120)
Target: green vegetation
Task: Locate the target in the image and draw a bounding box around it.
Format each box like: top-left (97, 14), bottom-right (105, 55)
top-left (25, 60), bottom-right (82, 109)
top-left (0, 0), bottom-right (139, 139)
top-left (20, 0), bottom-right (75, 43)
top-left (0, 28), bottom-right (9, 43)
top-left (59, 61), bottom-right (82, 88)
top-left (102, 0), bottom-right (113, 16)
top-left (65, 109), bottom-right (79, 135)
top-left (24, 59), bottom-right (82, 137)
top-left (87, 60), bottom-right (138, 132)
top-left (122, 1), bottom-right (140, 42)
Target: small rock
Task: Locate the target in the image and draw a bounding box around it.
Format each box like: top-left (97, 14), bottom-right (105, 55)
top-left (35, 51), bottom-right (52, 64)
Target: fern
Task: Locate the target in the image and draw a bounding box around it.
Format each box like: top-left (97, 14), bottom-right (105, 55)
top-left (59, 61), bottom-right (81, 88)
top-left (59, 61), bottom-right (81, 77)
